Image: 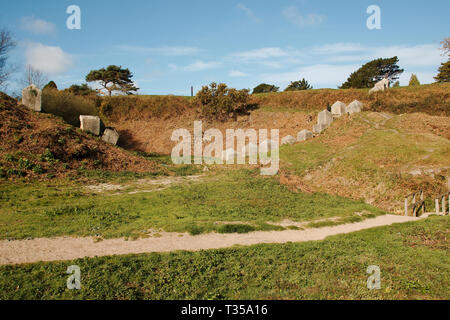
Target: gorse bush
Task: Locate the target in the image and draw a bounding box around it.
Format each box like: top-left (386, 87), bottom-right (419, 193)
top-left (196, 82), bottom-right (255, 121)
top-left (42, 90), bottom-right (98, 126)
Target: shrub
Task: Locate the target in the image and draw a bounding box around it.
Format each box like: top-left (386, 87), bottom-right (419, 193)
top-left (196, 82), bottom-right (254, 121)
top-left (284, 78), bottom-right (313, 91)
top-left (409, 74), bottom-right (420, 86)
top-left (217, 224), bottom-right (256, 234)
top-left (42, 89), bottom-right (98, 126)
top-left (252, 83), bottom-right (279, 94)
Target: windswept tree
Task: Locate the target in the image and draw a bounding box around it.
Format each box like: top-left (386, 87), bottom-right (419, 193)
top-left (435, 38), bottom-right (450, 83)
top-left (284, 78), bottom-right (312, 91)
top-left (22, 64), bottom-right (48, 89)
top-left (86, 65), bottom-right (139, 96)
top-left (440, 37), bottom-right (449, 57)
top-left (0, 29), bottom-right (16, 88)
top-left (340, 57), bottom-right (404, 89)
top-left (252, 83), bottom-right (279, 94)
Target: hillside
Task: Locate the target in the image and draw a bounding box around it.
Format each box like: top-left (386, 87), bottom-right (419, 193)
top-left (0, 92), bottom-right (162, 180)
top-left (101, 83), bottom-right (450, 155)
top-left (278, 111), bottom-right (450, 212)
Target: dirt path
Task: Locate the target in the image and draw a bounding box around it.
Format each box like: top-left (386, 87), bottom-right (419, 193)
top-left (0, 214), bottom-right (432, 266)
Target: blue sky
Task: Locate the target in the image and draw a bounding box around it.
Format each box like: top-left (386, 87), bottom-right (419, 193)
top-left (1, 0), bottom-right (449, 95)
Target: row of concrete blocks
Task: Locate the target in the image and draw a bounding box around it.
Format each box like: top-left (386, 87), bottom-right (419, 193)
top-left (313, 100), bottom-right (364, 134)
top-left (79, 115), bottom-right (120, 146)
top-left (220, 129), bottom-right (315, 162)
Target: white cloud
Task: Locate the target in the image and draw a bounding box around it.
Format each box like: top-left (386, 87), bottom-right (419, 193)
top-left (230, 47), bottom-right (288, 60)
top-left (25, 42), bottom-right (72, 74)
top-left (324, 44), bottom-right (445, 68)
top-left (236, 3), bottom-right (260, 22)
top-left (283, 6), bottom-right (325, 27)
top-left (229, 70), bottom-right (249, 77)
top-left (261, 64), bottom-right (358, 88)
top-left (167, 60), bottom-right (225, 74)
top-left (21, 17), bottom-right (56, 35)
top-left (311, 43), bottom-right (365, 55)
top-left (117, 45), bottom-right (202, 56)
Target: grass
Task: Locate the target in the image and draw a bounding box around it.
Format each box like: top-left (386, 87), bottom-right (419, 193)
top-left (278, 112), bottom-right (450, 211)
top-left (0, 169), bottom-right (385, 240)
top-left (0, 216), bottom-right (447, 300)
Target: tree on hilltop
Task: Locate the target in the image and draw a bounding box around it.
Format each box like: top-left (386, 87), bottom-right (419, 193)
top-left (284, 78), bottom-right (312, 91)
top-left (252, 83), bottom-right (279, 94)
top-left (86, 65), bottom-right (139, 96)
top-left (435, 38), bottom-right (450, 83)
top-left (340, 57), bottom-right (404, 89)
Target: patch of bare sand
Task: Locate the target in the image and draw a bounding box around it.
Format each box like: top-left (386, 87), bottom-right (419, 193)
top-left (0, 214), bottom-right (431, 266)
top-left (85, 175), bottom-right (205, 194)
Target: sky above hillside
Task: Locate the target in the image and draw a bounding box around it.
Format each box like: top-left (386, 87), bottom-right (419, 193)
top-left (1, 0), bottom-right (449, 95)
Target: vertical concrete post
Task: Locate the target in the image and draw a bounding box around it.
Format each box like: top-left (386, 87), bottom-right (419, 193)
top-left (435, 198), bottom-right (440, 215)
top-left (443, 196), bottom-right (446, 216)
top-left (420, 191), bottom-right (425, 215)
top-left (405, 198), bottom-right (408, 216)
top-left (448, 193), bottom-right (450, 215)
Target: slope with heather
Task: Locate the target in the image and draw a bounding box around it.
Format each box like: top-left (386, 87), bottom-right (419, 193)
top-left (0, 92), bottom-right (163, 180)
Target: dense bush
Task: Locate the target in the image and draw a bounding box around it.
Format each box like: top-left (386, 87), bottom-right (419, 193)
top-left (284, 78), bottom-right (312, 91)
top-left (42, 89), bottom-right (99, 126)
top-left (196, 82), bottom-right (254, 121)
top-left (252, 83), bottom-right (279, 94)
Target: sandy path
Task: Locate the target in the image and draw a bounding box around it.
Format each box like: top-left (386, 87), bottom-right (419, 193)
top-left (0, 215), bottom-right (426, 265)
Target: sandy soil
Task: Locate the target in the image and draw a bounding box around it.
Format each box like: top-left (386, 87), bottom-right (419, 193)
top-left (0, 214), bottom-right (428, 266)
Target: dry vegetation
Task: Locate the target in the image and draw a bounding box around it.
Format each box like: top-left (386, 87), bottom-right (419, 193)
top-left (0, 92), bottom-right (162, 180)
top-left (251, 83), bottom-right (450, 116)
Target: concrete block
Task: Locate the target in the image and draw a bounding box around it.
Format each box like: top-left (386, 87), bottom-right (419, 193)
top-left (102, 127), bottom-right (120, 145)
top-left (347, 100), bottom-right (364, 114)
top-left (281, 135), bottom-right (296, 145)
top-left (22, 85), bottom-right (42, 112)
top-left (331, 101), bottom-right (347, 118)
top-left (297, 129), bottom-right (313, 142)
top-left (79, 115), bottom-right (104, 136)
top-left (318, 109), bottom-right (333, 127)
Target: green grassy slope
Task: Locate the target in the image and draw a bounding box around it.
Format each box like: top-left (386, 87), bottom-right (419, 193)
top-left (1, 216), bottom-right (448, 300)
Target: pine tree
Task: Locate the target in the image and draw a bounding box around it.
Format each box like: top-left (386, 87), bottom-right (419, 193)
top-left (340, 57), bottom-right (404, 89)
top-left (434, 61), bottom-right (450, 83)
top-left (409, 74), bottom-right (420, 86)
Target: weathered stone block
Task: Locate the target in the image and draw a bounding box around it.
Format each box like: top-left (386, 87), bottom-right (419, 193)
top-left (281, 135), bottom-right (296, 145)
top-left (79, 115), bottom-right (104, 136)
top-left (102, 127), bottom-right (120, 145)
top-left (347, 100), bottom-right (363, 114)
top-left (313, 123), bottom-right (327, 134)
top-left (297, 129), bottom-right (313, 142)
top-left (369, 78), bottom-right (389, 94)
top-left (22, 85), bottom-right (42, 112)
top-left (318, 109), bottom-right (333, 127)
top-left (331, 101), bottom-right (347, 118)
